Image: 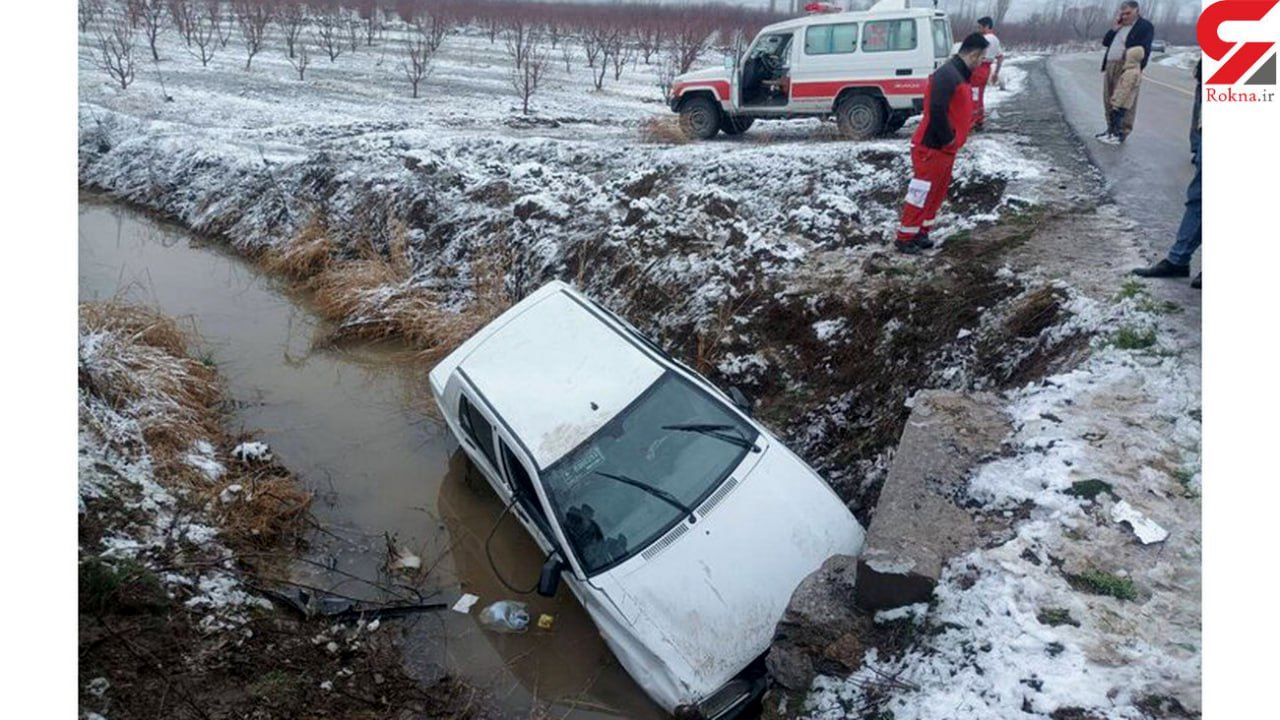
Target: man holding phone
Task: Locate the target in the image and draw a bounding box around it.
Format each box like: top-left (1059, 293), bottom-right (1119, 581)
top-left (1099, 1), bottom-right (1155, 139)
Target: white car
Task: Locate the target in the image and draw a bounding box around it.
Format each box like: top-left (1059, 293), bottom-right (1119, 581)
top-left (669, 0), bottom-right (954, 140)
top-left (429, 281), bottom-right (865, 718)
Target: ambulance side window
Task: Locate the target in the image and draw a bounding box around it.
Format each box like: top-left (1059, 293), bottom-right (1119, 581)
top-left (932, 20), bottom-right (952, 59)
top-left (862, 19), bottom-right (918, 53)
top-left (805, 23), bottom-right (859, 56)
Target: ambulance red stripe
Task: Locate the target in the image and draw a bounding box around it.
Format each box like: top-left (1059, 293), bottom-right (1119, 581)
top-left (790, 78), bottom-right (928, 99)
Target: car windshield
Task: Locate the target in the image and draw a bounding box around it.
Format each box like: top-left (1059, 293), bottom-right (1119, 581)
top-left (540, 371), bottom-right (758, 575)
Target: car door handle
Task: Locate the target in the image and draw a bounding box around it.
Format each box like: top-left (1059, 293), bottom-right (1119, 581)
top-left (895, 68), bottom-right (912, 76)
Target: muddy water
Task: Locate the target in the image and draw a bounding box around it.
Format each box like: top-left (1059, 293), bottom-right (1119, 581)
top-left (78, 194), bottom-right (666, 720)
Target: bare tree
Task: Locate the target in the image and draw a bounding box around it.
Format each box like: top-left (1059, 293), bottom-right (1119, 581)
top-left (94, 11), bottom-right (138, 89)
top-left (415, 5), bottom-right (450, 54)
top-left (277, 0), bottom-right (307, 59)
top-left (79, 0), bottom-right (104, 33)
top-left (400, 30), bottom-right (436, 98)
top-left (188, 0), bottom-right (219, 66)
top-left (511, 35), bottom-right (548, 115)
top-left (559, 38), bottom-right (574, 74)
top-left (1068, 3), bottom-right (1107, 41)
top-left (234, 0), bottom-right (271, 70)
top-left (656, 49), bottom-right (680, 104)
top-left (287, 39), bottom-right (310, 80)
top-left (128, 0), bottom-right (167, 61)
top-left (313, 1), bottom-right (345, 62)
top-left (611, 36), bottom-right (635, 81)
top-left (670, 15), bottom-right (713, 74)
top-left (346, 11), bottom-right (360, 52)
top-left (169, 0), bottom-right (198, 45)
top-left (208, 0), bottom-right (233, 49)
top-left (354, 0), bottom-right (381, 46)
top-left (995, 0), bottom-right (1014, 25)
top-left (504, 19), bottom-right (534, 71)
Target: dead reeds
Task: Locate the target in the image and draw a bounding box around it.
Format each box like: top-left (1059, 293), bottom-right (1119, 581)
top-left (79, 301), bottom-right (312, 552)
top-left (637, 115), bottom-right (690, 145)
top-left (309, 225), bottom-right (512, 363)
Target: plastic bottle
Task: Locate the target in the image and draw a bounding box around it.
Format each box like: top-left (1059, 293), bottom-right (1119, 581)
top-left (477, 600), bottom-right (530, 633)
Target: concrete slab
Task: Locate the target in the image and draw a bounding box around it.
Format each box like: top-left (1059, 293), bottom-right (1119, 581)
top-left (855, 390), bottom-right (1010, 610)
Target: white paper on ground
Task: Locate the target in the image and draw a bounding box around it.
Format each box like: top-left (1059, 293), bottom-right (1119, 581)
top-left (451, 593), bottom-right (480, 614)
top-left (1111, 500), bottom-right (1169, 544)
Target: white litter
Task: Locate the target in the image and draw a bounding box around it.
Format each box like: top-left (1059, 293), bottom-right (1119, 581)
top-left (231, 441), bottom-right (272, 463)
top-left (1110, 500), bottom-right (1169, 544)
top-left (452, 593), bottom-right (481, 614)
top-left (392, 547), bottom-right (422, 570)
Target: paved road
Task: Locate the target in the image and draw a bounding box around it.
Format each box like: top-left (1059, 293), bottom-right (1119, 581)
top-left (1048, 51), bottom-right (1199, 266)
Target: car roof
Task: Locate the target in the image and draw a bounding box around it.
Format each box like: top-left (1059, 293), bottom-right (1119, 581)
top-left (760, 7), bottom-right (938, 35)
top-left (458, 287), bottom-right (665, 469)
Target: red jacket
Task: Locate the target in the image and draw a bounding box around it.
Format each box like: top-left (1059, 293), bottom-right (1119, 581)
top-left (912, 55), bottom-right (975, 154)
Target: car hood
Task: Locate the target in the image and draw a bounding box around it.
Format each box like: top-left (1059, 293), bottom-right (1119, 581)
top-left (675, 67), bottom-right (729, 85)
top-left (603, 445), bottom-right (866, 705)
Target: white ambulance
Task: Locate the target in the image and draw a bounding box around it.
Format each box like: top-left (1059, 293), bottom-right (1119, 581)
top-left (669, 0), bottom-right (955, 140)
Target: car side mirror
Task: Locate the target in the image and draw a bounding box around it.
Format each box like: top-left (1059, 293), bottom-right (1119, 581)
top-left (538, 553), bottom-right (565, 597)
top-left (728, 386), bottom-right (754, 415)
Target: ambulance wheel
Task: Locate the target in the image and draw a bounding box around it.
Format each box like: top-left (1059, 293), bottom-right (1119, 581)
top-left (679, 96), bottom-right (722, 140)
top-left (720, 115), bottom-right (755, 136)
top-left (836, 94), bottom-right (885, 140)
top-left (883, 111), bottom-right (909, 135)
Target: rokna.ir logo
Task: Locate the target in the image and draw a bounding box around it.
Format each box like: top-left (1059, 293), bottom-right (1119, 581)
top-left (1198, 0), bottom-right (1277, 99)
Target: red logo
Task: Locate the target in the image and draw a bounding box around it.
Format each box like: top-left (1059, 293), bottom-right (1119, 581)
top-left (1198, 0), bottom-right (1278, 85)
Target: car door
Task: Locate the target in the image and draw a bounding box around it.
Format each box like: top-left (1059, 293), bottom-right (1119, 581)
top-left (495, 435), bottom-right (557, 554)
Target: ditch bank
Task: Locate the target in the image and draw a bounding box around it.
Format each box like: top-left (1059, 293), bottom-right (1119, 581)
top-left (77, 301), bottom-right (475, 720)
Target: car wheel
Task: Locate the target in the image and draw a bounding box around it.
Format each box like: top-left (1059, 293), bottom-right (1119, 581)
top-left (836, 94), bottom-right (885, 140)
top-left (720, 115), bottom-right (755, 136)
top-left (679, 96), bottom-right (723, 140)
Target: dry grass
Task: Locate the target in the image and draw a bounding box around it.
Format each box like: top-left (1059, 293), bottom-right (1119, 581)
top-left (79, 301), bottom-right (221, 478)
top-left (311, 230), bottom-right (512, 363)
top-left (79, 301), bottom-right (312, 552)
top-left (637, 115), bottom-right (690, 145)
top-left (261, 212), bottom-right (334, 280)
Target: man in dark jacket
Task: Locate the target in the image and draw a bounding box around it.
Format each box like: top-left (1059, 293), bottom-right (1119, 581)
top-left (895, 32), bottom-right (989, 255)
top-left (1099, 1), bottom-right (1155, 138)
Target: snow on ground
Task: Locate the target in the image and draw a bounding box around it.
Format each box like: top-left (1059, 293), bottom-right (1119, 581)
top-left (1156, 47), bottom-right (1201, 71)
top-left (807, 280), bottom-right (1201, 718)
top-left (79, 316), bottom-right (270, 634)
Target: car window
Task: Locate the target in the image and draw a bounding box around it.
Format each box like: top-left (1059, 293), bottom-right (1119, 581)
top-left (806, 23), bottom-right (858, 55)
top-left (932, 19), bottom-right (952, 59)
top-left (863, 19), bottom-right (918, 52)
top-left (459, 394), bottom-right (499, 470)
top-left (540, 372), bottom-right (758, 575)
top-left (750, 33), bottom-right (792, 62)
top-left (500, 440), bottom-right (545, 522)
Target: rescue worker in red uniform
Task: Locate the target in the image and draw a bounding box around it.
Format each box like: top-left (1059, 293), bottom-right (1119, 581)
top-left (896, 32), bottom-right (990, 255)
top-left (970, 16), bottom-right (1004, 130)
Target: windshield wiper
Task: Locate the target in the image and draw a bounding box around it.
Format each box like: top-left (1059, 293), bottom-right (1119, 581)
top-left (661, 423), bottom-right (759, 453)
top-left (593, 471), bottom-right (696, 518)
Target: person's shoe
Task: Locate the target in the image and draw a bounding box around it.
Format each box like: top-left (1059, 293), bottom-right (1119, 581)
top-left (1132, 259), bottom-right (1191, 278)
top-left (1097, 133), bottom-right (1121, 145)
top-left (896, 238), bottom-right (926, 255)
top-left (1191, 273), bottom-right (1201, 290)
top-left (914, 232), bottom-right (935, 249)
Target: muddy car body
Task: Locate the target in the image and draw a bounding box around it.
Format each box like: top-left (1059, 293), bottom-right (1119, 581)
top-left (429, 281), bottom-right (865, 718)
top-left (670, 0), bottom-right (954, 140)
